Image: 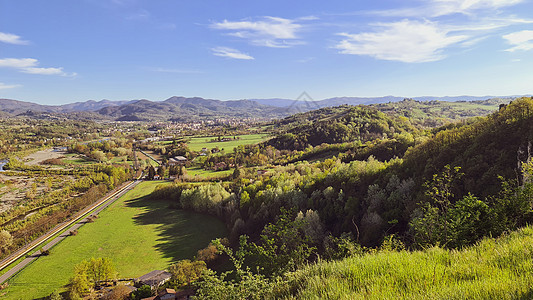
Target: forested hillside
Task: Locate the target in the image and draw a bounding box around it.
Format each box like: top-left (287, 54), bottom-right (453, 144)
top-left (137, 98), bottom-right (533, 299)
top-left (267, 105), bottom-right (416, 150)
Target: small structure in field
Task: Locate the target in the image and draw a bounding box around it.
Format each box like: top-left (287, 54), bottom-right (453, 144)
top-left (136, 270), bottom-right (172, 289)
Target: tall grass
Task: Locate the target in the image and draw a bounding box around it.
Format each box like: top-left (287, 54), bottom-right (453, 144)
top-left (275, 226), bottom-right (533, 299)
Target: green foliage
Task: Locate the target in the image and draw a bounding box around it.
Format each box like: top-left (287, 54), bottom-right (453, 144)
top-left (250, 209), bottom-right (317, 276)
top-left (49, 290), bottom-right (63, 300)
top-left (180, 182), bottom-right (232, 214)
top-left (131, 285), bottom-right (152, 300)
top-left (147, 165), bottom-right (156, 180)
top-left (322, 233), bottom-right (363, 260)
top-left (411, 162), bottom-right (533, 249)
top-left (269, 105), bottom-right (416, 151)
top-left (168, 259), bottom-right (207, 288)
top-left (194, 236), bottom-right (278, 300)
top-left (0, 230), bottom-right (13, 255)
top-left (68, 257), bottom-right (115, 299)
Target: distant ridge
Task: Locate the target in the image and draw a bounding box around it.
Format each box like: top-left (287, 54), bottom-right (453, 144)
top-left (0, 95), bottom-right (529, 121)
top-left (252, 95), bottom-right (529, 108)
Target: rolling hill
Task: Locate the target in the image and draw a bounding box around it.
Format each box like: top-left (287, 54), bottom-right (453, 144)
top-left (0, 95), bottom-right (521, 122)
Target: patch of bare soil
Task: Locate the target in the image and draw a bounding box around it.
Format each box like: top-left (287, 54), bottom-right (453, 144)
top-left (24, 149), bottom-right (67, 166)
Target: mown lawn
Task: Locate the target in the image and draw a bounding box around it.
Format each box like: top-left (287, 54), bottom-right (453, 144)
top-left (2, 181), bottom-right (228, 299)
top-left (187, 134), bottom-right (269, 152)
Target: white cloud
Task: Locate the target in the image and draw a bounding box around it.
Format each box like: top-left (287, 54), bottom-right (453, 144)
top-left (211, 17), bottom-right (305, 48)
top-left (503, 30), bottom-right (533, 51)
top-left (335, 20), bottom-right (468, 63)
top-left (0, 32), bottom-right (29, 45)
top-left (0, 82), bottom-right (21, 90)
top-left (0, 58), bottom-right (38, 68)
top-left (22, 67), bottom-right (66, 75)
top-left (372, 0), bottom-right (525, 18)
top-left (0, 57), bottom-right (76, 76)
top-left (211, 47), bottom-right (254, 60)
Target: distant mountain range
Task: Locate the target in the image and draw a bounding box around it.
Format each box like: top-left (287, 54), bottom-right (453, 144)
top-left (0, 95), bottom-right (527, 121)
top-left (253, 95), bottom-right (527, 108)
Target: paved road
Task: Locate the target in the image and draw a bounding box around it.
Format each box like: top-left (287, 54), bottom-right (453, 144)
top-left (0, 179), bottom-right (141, 284)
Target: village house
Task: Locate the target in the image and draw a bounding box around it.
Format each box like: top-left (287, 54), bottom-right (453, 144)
top-left (168, 156), bottom-right (188, 166)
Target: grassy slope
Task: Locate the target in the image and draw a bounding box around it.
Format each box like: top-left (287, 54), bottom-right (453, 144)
top-left (278, 226), bottom-right (533, 300)
top-left (187, 134), bottom-right (269, 152)
top-left (2, 181), bottom-right (228, 299)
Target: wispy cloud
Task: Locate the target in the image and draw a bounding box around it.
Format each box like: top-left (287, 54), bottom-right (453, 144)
top-left (0, 58), bottom-right (77, 76)
top-left (335, 20), bottom-right (468, 63)
top-left (211, 16), bottom-right (306, 48)
top-left (503, 30), bottom-right (533, 51)
top-left (124, 9), bottom-right (150, 21)
top-left (211, 47), bottom-right (254, 60)
top-left (371, 0), bottom-right (526, 18)
top-left (0, 32), bottom-right (29, 45)
top-left (296, 57), bottom-right (315, 63)
top-left (430, 0), bottom-right (525, 16)
top-left (0, 82), bottom-right (21, 90)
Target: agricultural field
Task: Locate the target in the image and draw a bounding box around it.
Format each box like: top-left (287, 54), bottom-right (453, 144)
top-left (137, 150), bottom-right (160, 167)
top-left (1, 181), bottom-right (228, 299)
top-left (186, 166), bottom-right (233, 179)
top-left (187, 134), bottom-right (270, 152)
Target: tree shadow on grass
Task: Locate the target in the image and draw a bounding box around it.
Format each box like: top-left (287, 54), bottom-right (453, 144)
top-left (124, 195), bottom-right (228, 262)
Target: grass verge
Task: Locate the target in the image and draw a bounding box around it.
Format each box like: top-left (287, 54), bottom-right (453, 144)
top-left (277, 226), bottom-right (533, 300)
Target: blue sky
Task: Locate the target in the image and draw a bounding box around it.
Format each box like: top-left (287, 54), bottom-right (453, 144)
top-left (1, 0), bottom-right (533, 105)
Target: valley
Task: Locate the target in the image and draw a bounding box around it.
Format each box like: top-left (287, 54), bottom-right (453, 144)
top-left (0, 96), bottom-right (532, 299)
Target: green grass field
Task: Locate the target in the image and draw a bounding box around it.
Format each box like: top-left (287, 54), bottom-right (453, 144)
top-left (187, 134), bottom-right (270, 152)
top-left (2, 181), bottom-right (228, 299)
top-left (277, 226), bottom-right (533, 299)
top-left (61, 153), bottom-right (95, 165)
